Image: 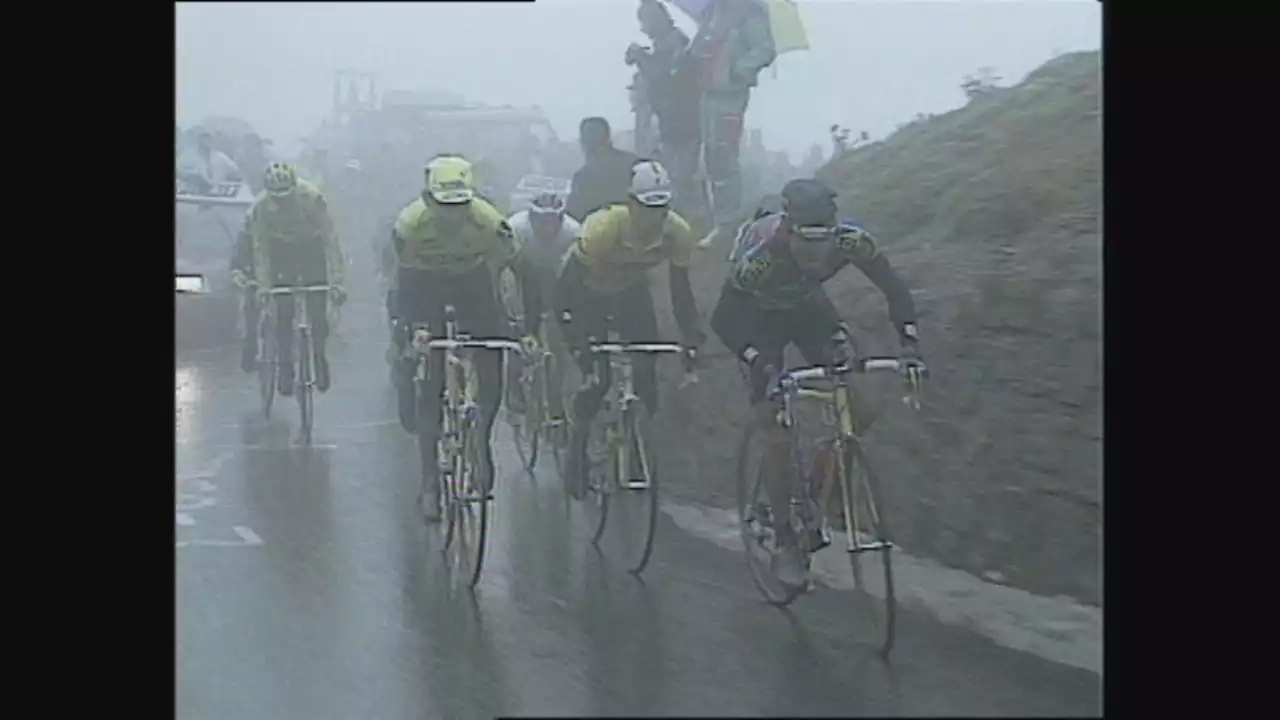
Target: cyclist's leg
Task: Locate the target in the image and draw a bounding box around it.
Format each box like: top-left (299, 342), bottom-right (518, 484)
top-left (454, 265), bottom-right (506, 491)
top-left (504, 315), bottom-right (526, 414)
top-left (791, 290), bottom-right (845, 366)
top-left (564, 295), bottom-right (610, 497)
top-left (411, 280), bottom-right (448, 516)
top-left (790, 290), bottom-right (847, 529)
top-left (545, 319), bottom-right (570, 419)
top-left (274, 292), bottom-right (297, 395)
top-left (395, 266), bottom-right (433, 432)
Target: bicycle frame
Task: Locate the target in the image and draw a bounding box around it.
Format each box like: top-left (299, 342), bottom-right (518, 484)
top-left (411, 311), bottom-right (523, 485)
top-left (263, 285), bottom-right (332, 392)
top-left (586, 340), bottom-right (690, 489)
top-left (768, 359), bottom-right (921, 555)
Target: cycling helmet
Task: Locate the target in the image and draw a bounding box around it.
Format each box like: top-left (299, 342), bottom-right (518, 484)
top-left (424, 155), bottom-right (475, 204)
top-left (629, 159), bottom-right (674, 207)
top-left (781, 178), bottom-right (838, 233)
top-left (529, 191), bottom-right (566, 217)
top-left (263, 161), bottom-right (299, 197)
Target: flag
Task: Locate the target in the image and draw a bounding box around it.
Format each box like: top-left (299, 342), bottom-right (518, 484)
top-left (767, 0), bottom-right (808, 55)
top-left (666, 0), bottom-right (808, 55)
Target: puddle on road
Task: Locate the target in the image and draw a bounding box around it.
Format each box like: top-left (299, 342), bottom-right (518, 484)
top-left (662, 501), bottom-right (1102, 675)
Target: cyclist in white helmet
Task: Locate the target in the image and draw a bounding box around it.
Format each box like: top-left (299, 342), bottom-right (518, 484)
top-left (555, 159), bottom-right (706, 498)
top-left (504, 192), bottom-right (582, 416)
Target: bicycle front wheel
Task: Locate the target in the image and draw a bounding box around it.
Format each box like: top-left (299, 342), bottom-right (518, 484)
top-left (297, 332), bottom-right (314, 445)
top-left (447, 412), bottom-right (490, 589)
top-left (599, 406), bottom-right (660, 575)
top-left (735, 421), bottom-right (808, 607)
top-left (840, 438), bottom-right (897, 657)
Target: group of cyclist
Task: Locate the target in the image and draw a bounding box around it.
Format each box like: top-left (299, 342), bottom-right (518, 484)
top-left (228, 115), bottom-right (925, 585)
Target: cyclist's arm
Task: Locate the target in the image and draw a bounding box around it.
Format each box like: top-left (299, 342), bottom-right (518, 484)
top-left (668, 221), bottom-right (706, 345)
top-left (230, 224), bottom-right (254, 275)
top-left (513, 250), bottom-right (544, 339)
top-left (555, 252), bottom-right (590, 346)
top-left (668, 264), bottom-right (703, 344)
top-left (842, 229), bottom-right (918, 345)
top-left (244, 206), bottom-right (272, 289)
top-left (314, 194), bottom-right (345, 287)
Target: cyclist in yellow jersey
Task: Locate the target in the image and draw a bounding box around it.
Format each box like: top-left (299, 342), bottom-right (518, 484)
top-left (556, 159), bottom-right (706, 498)
top-left (392, 154), bottom-right (544, 521)
top-left (231, 162), bottom-right (346, 393)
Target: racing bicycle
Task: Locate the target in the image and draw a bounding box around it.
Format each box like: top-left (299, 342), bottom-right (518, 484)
top-left (507, 323), bottom-right (571, 476)
top-left (249, 282), bottom-right (333, 445)
top-left (410, 305), bottom-right (523, 588)
top-left (736, 354), bottom-right (926, 657)
top-left (577, 325), bottom-right (697, 576)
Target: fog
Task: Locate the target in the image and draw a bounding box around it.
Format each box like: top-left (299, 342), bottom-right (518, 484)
top-left (176, 0), bottom-right (1099, 159)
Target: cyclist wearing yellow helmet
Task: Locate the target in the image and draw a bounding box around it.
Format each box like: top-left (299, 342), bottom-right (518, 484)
top-left (392, 154), bottom-right (544, 521)
top-left (232, 161), bottom-right (347, 393)
top-left (555, 158), bottom-right (706, 499)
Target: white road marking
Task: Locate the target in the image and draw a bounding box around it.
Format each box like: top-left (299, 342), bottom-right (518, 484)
top-left (174, 449), bottom-right (264, 549)
top-left (661, 500), bottom-right (1102, 675)
top-left (177, 450), bottom-right (235, 482)
top-left (177, 526), bottom-right (263, 549)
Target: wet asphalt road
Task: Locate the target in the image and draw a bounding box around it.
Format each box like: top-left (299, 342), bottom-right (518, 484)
top-left (176, 294), bottom-right (1101, 719)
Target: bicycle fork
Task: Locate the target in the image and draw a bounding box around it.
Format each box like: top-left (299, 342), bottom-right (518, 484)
top-left (836, 445), bottom-right (893, 555)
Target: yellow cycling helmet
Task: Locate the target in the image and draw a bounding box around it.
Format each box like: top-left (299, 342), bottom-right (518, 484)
top-left (424, 155), bottom-right (476, 204)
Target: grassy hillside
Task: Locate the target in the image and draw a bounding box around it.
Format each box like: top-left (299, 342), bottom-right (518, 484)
top-left (649, 50), bottom-right (1102, 604)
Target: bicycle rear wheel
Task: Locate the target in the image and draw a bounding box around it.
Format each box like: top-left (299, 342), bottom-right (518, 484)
top-left (840, 438), bottom-right (897, 657)
top-left (736, 422), bottom-right (808, 607)
top-left (510, 358), bottom-right (542, 473)
top-left (257, 322), bottom-right (276, 419)
top-left (297, 332), bottom-right (314, 445)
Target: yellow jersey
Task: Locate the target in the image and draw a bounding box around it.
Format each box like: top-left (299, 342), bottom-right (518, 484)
top-left (394, 196), bottom-right (517, 276)
top-left (246, 179), bottom-right (344, 286)
top-left (568, 204), bottom-right (698, 294)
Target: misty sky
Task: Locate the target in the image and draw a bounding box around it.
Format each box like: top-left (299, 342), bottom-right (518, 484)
top-left (176, 0), bottom-right (1099, 160)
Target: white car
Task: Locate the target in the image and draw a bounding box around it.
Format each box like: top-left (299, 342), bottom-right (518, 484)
top-left (508, 174), bottom-right (570, 213)
top-left (176, 180), bottom-right (255, 350)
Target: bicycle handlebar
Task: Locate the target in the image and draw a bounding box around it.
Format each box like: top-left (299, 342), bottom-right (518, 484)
top-left (782, 357), bottom-right (911, 383)
top-left (587, 342), bottom-right (689, 355)
top-left (411, 328), bottom-right (524, 355)
top-left (768, 356), bottom-right (928, 408)
top-left (264, 285), bottom-right (334, 296)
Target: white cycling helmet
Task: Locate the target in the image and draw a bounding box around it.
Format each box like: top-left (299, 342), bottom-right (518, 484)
top-left (529, 191), bottom-right (566, 217)
top-left (629, 160), bottom-right (674, 207)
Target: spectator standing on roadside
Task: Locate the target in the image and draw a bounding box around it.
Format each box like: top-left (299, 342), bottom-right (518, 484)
top-left (565, 117), bottom-right (639, 223)
top-left (683, 0), bottom-right (776, 246)
top-left (627, 0), bottom-right (706, 229)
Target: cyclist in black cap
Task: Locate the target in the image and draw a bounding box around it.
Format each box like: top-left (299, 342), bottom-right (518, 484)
top-left (710, 177), bottom-right (925, 588)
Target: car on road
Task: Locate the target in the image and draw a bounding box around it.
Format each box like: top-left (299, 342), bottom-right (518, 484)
top-left (176, 180), bottom-right (255, 351)
top-left (508, 174), bottom-right (570, 216)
